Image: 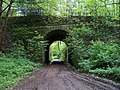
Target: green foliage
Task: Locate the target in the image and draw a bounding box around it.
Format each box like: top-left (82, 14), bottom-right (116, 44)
top-left (88, 41), bottom-right (120, 67)
top-left (49, 41), bottom-right (67, 61)
top-left (12, 27), bottom-right (35, 41)
top-left (66, 37), bottom-right (85, 60)
top-left (65, 26), bottom-right (93, 65)
top-left (0, 56), bottom-right (41, 90)
top-left (27, 34), bottom-right (47, 61)
top-left (7, 41), bottom-right (26, 59)
top-left (89, 67), bottom-right (120, 80)
top-left (1, 0), bottom-right (119, 18)
top-left (0, 39), bottom-right (42, 89)
top-left (72, 25), bottom-right (94, 37)
top-left (78, 40), bottom-right (120, 71)
top-left (0, 28), bottom-right (44, 89)
top-left (65, 24), bottom-right (120, 81)
top-left (14, 27), bottom-right (29, 37)
top-left (12, 27), bottom-right (47, 61)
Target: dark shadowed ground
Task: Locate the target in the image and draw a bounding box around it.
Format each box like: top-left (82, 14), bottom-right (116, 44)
top-left (13, 63), bottom-right (120, 90)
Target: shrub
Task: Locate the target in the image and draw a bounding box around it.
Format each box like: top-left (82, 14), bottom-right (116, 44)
top-left (65, 22), bottom-right (120, 82)
top-left (0, 39), bottom-right (43, 89)
top-left (12, 27), bottom-right (47, 62)
top-left (0, 56), bottom-right (41, 90)
top-left (89, 67), bottom-right (120, 80)
top-left (78, 40), bottom-right (120, 71)
top-left (27, 35), bottom-right (47, 61)
top-left (64, 26), bottom-right (91, 67)
top-left (6, 41), bottom-right (27, 59)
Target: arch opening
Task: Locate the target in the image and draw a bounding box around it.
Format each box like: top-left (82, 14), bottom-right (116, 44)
top-left (49, 41), bottom-right (68, 63)
top-left (44, 30), bottom-right (69, 64)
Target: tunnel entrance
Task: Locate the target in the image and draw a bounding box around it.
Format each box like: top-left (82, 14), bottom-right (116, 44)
top-left (44, 30), bottom-right (69, 64)
top-left (49, 41), bottom-right (68, 62)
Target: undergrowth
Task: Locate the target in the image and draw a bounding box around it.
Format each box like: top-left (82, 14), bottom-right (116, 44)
top-left (89, 67), bottom-right (120, 80)
top-left (65, 25), bottom-right (120, 82)
top-left (0, 56), bottom-right (42, 90)
top-left (0, 41), bottom-right (42, 90)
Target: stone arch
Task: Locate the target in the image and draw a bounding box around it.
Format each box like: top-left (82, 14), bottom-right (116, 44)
top-left (44, 30), bottom-right (70, 64)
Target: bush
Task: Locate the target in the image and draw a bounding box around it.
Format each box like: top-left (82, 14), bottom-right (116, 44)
top-left (0, 56), bottom-right (41, 90)
top-left (0, 40), bottom-right (42, 89)
top-left (27, 35), bottom-right (47, 61)
top-left (6, 41), bottom-right (27, 59)
top-left (12, 27), bottom-right (47, 62)
top-left (89, 67), bottom-right (120, 80)
top-left (65, 26), bottom-right (120, 81)
top-left (78, 40), bottom-right (120, 70)
top-left (64, 26), bottom-right (92, 67)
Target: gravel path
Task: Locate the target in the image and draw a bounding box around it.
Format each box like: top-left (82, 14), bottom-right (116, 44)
top-left (13, 63), bottom-right (120, 90)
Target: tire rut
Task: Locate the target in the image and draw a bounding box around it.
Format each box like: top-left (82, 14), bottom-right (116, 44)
top-left (13, 64), bottom-right (120, 90)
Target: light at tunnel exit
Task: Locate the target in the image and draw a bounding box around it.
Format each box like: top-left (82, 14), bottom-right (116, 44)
top-left (49, 41), bottom-right (68, 61)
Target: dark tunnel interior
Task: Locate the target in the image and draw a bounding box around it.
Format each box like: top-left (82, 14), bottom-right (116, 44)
top-left (44, 30), bottom-right (70, 63)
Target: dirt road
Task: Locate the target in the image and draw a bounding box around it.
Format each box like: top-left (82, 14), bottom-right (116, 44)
top-left (13, 63), bottom-right (120, 90)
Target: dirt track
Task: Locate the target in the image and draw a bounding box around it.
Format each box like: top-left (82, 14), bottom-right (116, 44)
top-left (13, 63), bottom-right (120, 90)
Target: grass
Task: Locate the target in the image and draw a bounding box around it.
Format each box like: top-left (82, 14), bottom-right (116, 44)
top-left (0, 56), bottom-right (42, 90)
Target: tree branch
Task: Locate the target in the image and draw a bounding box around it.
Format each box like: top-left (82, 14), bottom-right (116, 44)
top-left (0, 0), bottom-right (14, 16)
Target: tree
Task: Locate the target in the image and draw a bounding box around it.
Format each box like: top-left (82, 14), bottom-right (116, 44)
top-left (0, 0), bottom-right (15, 52)
top-left (0, 0), bottom-right (3, 16)
top-left (0, 0), bottom-right (15, 16)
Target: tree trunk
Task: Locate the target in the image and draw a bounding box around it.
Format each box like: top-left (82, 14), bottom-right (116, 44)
top-left (0, 0), bottom-right (14, 52)
top-left (0, 0), bottom-right (3, 16)
top-left (0, 29), bottom-right (2, 51)
top-left (0, 19), bottom-right (5, 52)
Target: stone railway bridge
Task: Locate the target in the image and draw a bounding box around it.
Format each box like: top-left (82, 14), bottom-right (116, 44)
top-left (0, 15), bottom-right (119, 66)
